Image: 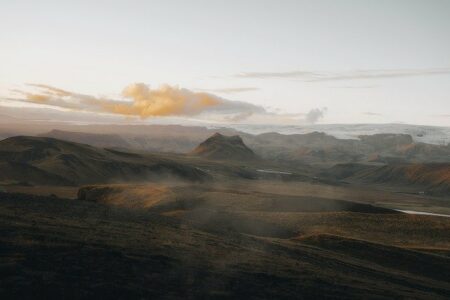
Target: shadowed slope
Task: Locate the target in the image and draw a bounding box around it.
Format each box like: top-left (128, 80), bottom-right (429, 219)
top-left (1, 192), bottom-right (450, 299)
top-left (190, 133), bottom-right (257, 161)
top-left (326, 162), bottom-right (450, 195)
top-left (0, 136), bottom-right (209, 185)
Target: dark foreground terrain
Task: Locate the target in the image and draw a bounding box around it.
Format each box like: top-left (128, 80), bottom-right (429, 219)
top-left (1, 190), bottom-right (449, 299)
top-left (0, 133), bottom-right (449, 299)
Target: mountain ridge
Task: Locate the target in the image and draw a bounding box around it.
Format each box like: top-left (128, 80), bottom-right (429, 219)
top-left (0, 136), bottom-right (209, 185)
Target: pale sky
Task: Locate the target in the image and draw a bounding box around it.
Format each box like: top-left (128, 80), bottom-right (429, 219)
top-left (1, 0), bottom-right (450, 126)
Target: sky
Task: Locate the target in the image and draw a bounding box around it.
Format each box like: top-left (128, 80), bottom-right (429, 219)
top-left (1, 0), bottom-right (450, 126)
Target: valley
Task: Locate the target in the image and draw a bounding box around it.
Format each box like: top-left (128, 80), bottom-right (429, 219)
top-left (3, 2), bottom-right (450, 298)
top-left (0, 126), bottom-right (449, 299)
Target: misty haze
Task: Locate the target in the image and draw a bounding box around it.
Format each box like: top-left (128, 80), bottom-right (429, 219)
top-left (0, 1), bottom-right (449, 299)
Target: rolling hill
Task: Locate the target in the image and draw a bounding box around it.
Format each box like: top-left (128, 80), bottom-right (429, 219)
top-left (0, 136), bottom-right (209, 185)
top-left (1, 188), bottom-right (449, 299)
top-left (326, 162), bottom-right (450, 195)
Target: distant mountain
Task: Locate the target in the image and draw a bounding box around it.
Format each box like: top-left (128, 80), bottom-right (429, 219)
top-left (0, 136), bottom-right (209, 186)
top-left (232, 123), bottom-right (450, 145)
top-left (37, 127), bottom-right (241, 153)
top-left (244, 132), bottom-right (450, 164)
top-left (3, 125), bottom-right (449, 164)
top-left (2, 106), bottom-right (449, 144)
top-left (40, 129), bottom-right (132, 149)
top-left (358, 133), bottom-right (413, 150)
top-left (190, 133), bottom-right (258, 161)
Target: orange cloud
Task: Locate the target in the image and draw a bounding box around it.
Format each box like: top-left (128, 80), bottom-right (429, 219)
top-left (10, 83), bottom-right (264, 119)
top-left (26, 93), bottom-right (50, 103)
top-left (113, 83), bottom-right (222, 117)
top-left (7, 83), bottom-right (329, 124)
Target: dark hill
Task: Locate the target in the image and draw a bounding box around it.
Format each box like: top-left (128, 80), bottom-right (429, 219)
top-left (190, 133), bottom-right (257, 161)
top-left (351, 163), bottom-right (450, 195)
top-left (0, 136), bottom-right (209, 185)
top-left (1, 191), bottom-right (449, 299)
top-left (325, 162), bottom-right (450, 196)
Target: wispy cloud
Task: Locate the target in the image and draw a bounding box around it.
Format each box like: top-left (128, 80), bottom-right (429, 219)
top-left (363, 112), bottom-right (383, 116)
top-left (26, 84), bottom-right (72, 96)
top-left (331, 85), bottom-right (379, 89)
top-left (235, 71), bottom-right (318, 79)
top-left (235, 68), bottom-right (450, 81)
top-left (195, 87), bottom-right (260, 94)
top-left (224, 111), bottom-right (254, 122)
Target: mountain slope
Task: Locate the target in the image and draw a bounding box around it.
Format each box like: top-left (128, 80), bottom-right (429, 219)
top-left (326, 162), bottom-right (450, 195)
top-left (352, 163), bottom-right (450, 195)
top-left (0, 136), bottom-right (209, 185)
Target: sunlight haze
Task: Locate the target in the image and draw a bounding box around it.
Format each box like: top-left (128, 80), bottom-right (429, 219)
top-left (1, 0), bottom-right (449, 126)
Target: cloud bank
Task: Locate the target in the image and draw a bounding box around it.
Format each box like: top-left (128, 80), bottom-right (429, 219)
top-left (8, 83), bottom-right (327, 125)
top-left (11, 83), bottom-right (265, 119)
top-left (196, 87), bottom-right (260, 94)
